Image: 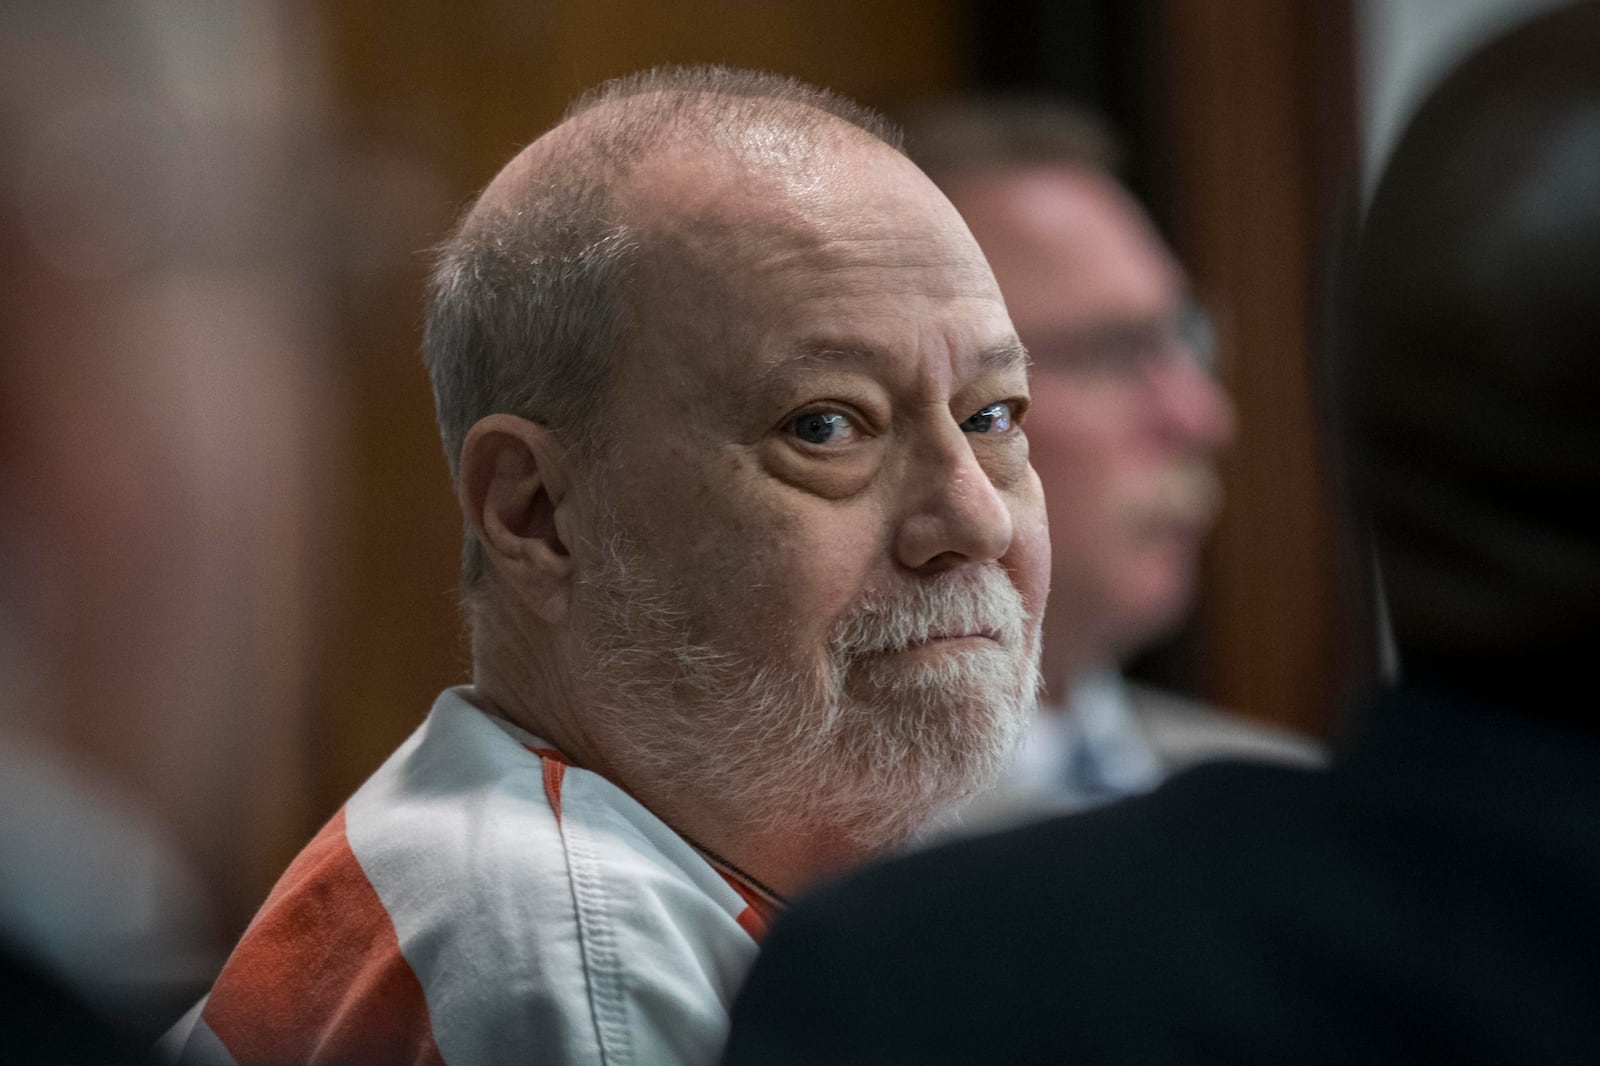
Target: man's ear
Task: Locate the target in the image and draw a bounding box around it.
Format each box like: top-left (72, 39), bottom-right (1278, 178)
top-left (458, 414), bottom-right (578, 622)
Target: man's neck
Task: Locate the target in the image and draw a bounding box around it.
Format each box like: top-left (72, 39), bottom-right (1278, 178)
top-left (649, 803), bottom-right (869, 902)
top-left (471, 635), bottom-right (866, 901)
top-left (468, 605), bottom-right (628, 788)
top-left (471, 689), bottom-right (633, 805)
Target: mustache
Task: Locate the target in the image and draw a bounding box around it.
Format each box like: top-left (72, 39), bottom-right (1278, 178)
top-left (830, 565), bottom-right (1028, 659)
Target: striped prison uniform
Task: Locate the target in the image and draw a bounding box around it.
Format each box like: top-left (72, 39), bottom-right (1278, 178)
top-left (160, 687), bottom-right (777, 1066)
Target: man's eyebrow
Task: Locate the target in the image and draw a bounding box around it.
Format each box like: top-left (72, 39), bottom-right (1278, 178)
top-left (761, 337), bottom-right (1032, 379)
top-left (977, 339), bottom-right (1032, 374)
top-left (734, 337), bottom-right (1031, 409)
top-left (732, 342), bottom-right (875, 406)
top-left (769, 340), bottom-right (881, 373)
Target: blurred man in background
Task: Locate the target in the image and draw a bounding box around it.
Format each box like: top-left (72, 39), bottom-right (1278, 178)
top-left (723, 4), bottom-right (1600, 1061)
top-left (902, 100), bottom-right (1317, 820)
top-left (0, 0), bottom-right (334, 1059)
top-left (166, 66), bottom-right (1047, 1066)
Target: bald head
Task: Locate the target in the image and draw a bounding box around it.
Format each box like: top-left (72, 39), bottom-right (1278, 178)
top-left (423, 66), bottom-right (904, 587)
top-left (482, 65), bottom-right (900, 211)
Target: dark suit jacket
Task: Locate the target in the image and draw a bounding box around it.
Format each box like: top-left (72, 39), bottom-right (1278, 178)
top-left (723, 681), bottom-right (1600, 1064)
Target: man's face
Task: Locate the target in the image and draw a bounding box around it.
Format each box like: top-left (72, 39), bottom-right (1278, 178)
top-left (568, 141), bottom-right (1049, 847)
top-left (944, 165), bottom-right (1234, 677)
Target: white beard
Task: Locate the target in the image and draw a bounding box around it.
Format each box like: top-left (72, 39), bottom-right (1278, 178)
top-left (577, 521), bottom-right (1041, 854)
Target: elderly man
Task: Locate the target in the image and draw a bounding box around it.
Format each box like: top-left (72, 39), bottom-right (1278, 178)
top-left (164, 66), bottom-right (1046, 1066)
top-left (902, 101), bottom-right (1315, 819)
top-left (723, 5), bottom-right (1600, 1062)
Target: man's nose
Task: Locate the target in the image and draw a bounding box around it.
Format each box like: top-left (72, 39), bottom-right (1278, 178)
top-left (1146, 354), bottom-right (1237, 452)
top-left (893, 425), bottom-right (1015, 573)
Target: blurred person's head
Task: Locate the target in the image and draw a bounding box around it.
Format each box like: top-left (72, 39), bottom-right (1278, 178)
top-left (904, 100), bottom-right (1235, 696)
top-left (1339, 0), bottom-right (1600, 704)
top-left (0, 0), bottom-right (333, 1031)
top-left (424, 67), bottom-right (1048, 885)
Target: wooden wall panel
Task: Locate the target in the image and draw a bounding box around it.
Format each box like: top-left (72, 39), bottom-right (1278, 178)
top-left (1157, 0), bottom-right (1360, 733)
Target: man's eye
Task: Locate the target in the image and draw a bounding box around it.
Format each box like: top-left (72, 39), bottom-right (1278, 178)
top-left (790, 410), bottom-right (858, 445)
top-left (960, 402), bottom-right (1017, 434)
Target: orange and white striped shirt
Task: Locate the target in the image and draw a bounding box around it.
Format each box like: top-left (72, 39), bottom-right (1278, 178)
top-left (161, 687), bottom-right (776, 1066)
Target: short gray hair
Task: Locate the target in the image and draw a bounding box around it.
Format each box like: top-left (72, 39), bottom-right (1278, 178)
top-left (423, 64), bottom-right (901, 589)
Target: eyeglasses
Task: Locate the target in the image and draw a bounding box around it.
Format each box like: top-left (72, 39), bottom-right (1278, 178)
top-left (1024, 300), bottom-right (1217, 379)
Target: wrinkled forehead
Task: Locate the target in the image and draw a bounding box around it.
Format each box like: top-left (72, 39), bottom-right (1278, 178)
top-left (619, 140), bottom-right (1001, 349)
